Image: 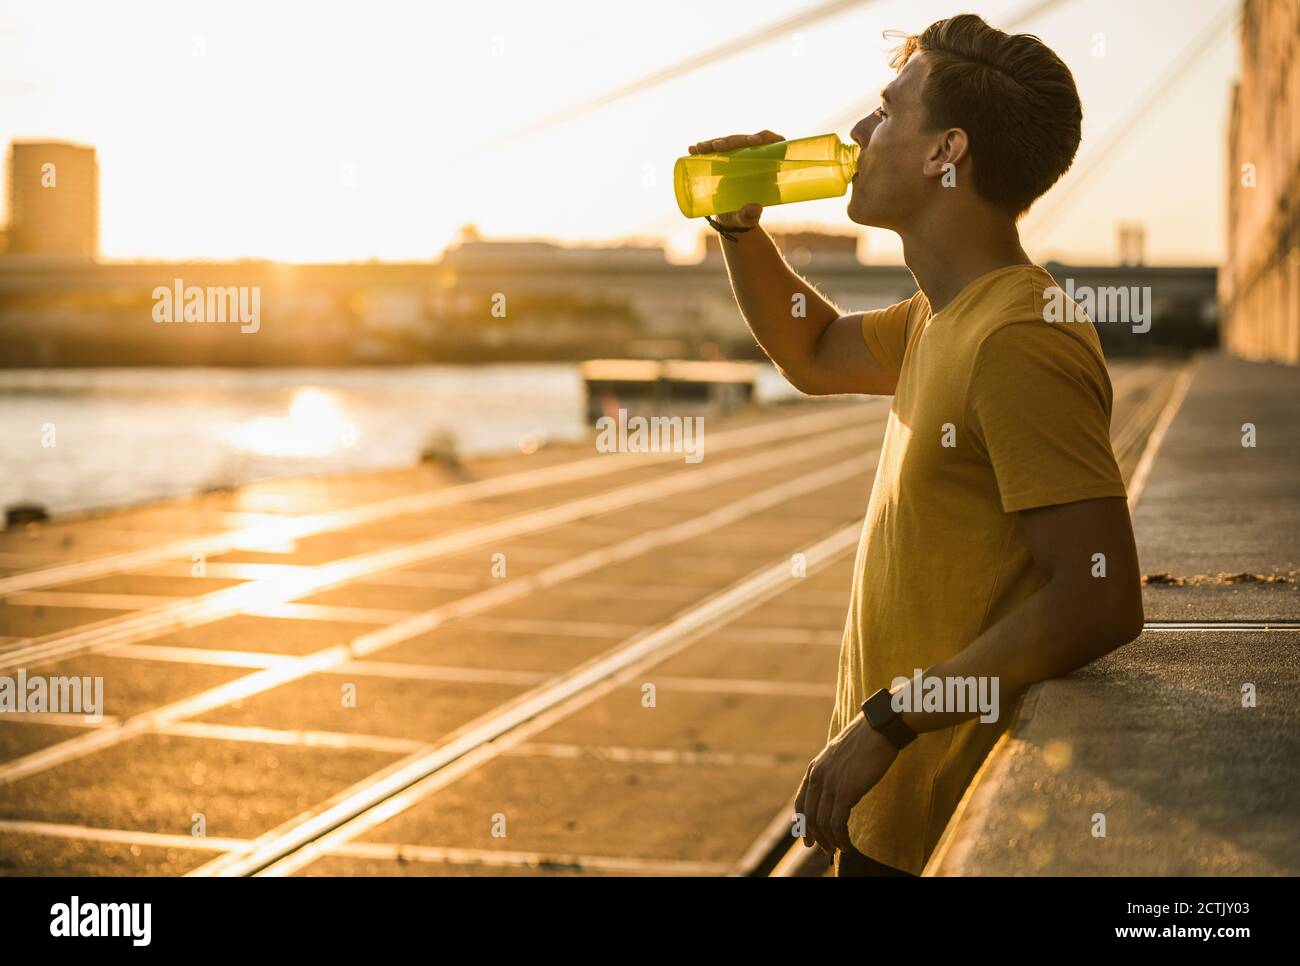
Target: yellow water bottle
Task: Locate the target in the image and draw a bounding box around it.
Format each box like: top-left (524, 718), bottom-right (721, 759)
top-left (673, 133), bottom-right (861, 219)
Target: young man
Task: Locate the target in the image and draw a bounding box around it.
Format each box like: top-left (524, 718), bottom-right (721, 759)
top-left (688, 14), bottom-right (1144, 876)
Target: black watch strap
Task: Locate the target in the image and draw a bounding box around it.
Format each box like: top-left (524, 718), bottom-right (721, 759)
top-left (704, 215), bottom-right (755, 242)
top-left (862, 686), bottom-right (917, 751)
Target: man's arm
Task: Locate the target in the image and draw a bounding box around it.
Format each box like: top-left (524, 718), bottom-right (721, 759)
top-left (689, 131), bottom-right (896, 396)
top-left (795, 496), bottom-right (1143, 854)
top-left (719, 225), bottom-right (896, 396)
top-left (896, 494), bottom-right (1144, 731)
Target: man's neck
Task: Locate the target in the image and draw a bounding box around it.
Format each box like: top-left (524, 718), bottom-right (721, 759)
top-left (900, 213), bottom-right (1032, 315)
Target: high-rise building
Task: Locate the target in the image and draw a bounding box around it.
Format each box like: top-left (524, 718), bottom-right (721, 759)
top-left (5, 140), bottom-right (99, 258)
top-left (1221, 0), bottom-right (1300, 364)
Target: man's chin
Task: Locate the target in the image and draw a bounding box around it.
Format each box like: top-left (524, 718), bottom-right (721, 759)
top-left (847, 201), bottom-right (888, 230)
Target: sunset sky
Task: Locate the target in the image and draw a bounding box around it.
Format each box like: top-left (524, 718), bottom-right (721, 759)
top-left (0, 0), bottom-right (1237, 265)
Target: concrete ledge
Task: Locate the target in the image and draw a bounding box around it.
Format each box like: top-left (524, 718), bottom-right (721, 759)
top-left (927, 355), bottom-right (1300, 876)
top-left (927, 629), bottom-right (1300, 875)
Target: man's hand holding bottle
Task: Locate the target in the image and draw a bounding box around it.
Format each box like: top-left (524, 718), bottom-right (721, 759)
top-left (685, 130), bottom-right (785, 228)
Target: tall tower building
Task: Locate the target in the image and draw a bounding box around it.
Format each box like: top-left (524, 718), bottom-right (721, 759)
top-left (5, 140), bottom-right (99, 258)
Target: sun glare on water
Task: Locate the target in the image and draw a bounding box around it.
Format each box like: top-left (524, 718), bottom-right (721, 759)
top-left (226, 387), bottom-right (354, 458)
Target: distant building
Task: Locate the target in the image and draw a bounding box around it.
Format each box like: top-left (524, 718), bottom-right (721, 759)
top-left (5, 140), bottom-right (99, 258)
top-left (0, 231), bottom-right (1217, 365)
top-left (704, 227), bottom-right (861, 267)
top-left (1222, 0), bottom-right (1299, 364)
top-left (441, 237), bottom-right (668, 270)
top-left (1117, 221), bottom-right (1146, 267)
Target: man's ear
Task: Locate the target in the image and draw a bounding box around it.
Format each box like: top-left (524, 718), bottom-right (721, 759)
top-left (922, 128), bottom-right (970, 179)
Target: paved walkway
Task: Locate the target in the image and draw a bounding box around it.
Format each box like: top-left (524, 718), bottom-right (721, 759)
top-left (928, 354), bottom-right (1300, 875)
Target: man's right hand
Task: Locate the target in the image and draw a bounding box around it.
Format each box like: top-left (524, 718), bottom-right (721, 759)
top-left (687, 130), bottom-right (785, 228)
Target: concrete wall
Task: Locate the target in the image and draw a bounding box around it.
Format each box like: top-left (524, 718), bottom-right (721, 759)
top-left (1221, 0), bottom-right (1300, 364)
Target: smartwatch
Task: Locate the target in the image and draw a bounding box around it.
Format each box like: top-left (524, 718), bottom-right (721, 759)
top-left (861, 686), bottom-right (918, 751)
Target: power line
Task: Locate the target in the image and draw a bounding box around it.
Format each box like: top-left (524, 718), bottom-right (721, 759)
top-left (485, 0), bottom-right (876, 148)
top-left (1021, 1), bottom-right (1236, 246)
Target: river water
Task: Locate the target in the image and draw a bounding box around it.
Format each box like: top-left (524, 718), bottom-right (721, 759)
top-left (0, 364), bottom-right (800, 517)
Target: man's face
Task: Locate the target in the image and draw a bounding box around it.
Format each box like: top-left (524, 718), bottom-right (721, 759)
top-left (846, 52), bottom-right (936, 230)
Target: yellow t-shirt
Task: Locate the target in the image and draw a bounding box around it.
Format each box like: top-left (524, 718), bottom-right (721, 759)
top-left (829, 262), bottom-right (1128, 874)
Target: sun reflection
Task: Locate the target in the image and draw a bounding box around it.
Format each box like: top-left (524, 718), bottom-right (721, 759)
top-left (227, 387), bottom-right (353, 458)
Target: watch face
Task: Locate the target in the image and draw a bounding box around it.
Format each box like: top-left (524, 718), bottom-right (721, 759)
top-left (864, 688), bottom-right (915, 750)
top-left (864, 688), bottom-right (894, 726)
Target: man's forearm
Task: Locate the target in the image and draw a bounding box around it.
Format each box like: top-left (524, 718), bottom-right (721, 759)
top-left (719, 228), bottom-right (840, 380)
top-left (892, 577), bottom-right (1141, 735)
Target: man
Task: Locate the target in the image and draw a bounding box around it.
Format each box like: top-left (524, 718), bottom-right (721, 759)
top-left (688, 13), bottom-right (1144, 876)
